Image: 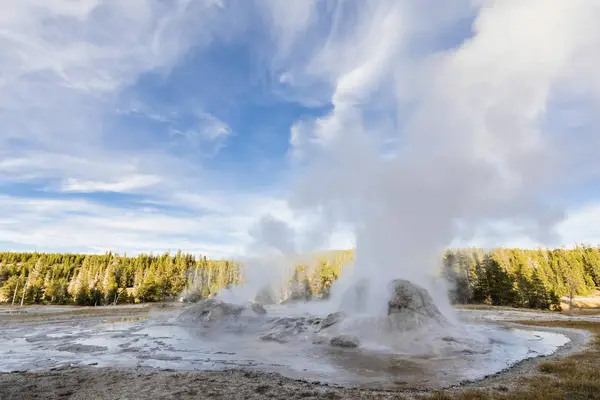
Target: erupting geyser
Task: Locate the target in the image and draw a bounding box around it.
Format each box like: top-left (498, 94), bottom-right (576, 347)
top-left (177, 277), bottom-right (451, 352)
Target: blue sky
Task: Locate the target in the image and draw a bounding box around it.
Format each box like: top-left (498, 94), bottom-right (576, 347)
top-left (1, 0), bottom-right (600, 258)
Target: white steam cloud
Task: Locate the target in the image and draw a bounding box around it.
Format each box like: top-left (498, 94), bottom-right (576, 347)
top-left (239, 0), bottom-right (600, 315)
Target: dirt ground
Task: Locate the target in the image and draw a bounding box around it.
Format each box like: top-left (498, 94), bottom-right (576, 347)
top-left (0, 367), bottom-right (404, 400)
top-left (0, 304), bottom-right (595, 400)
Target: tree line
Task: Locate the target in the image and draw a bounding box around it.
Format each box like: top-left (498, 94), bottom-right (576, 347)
top-left (442, 246), bottom-right (600, 310)
top-left (0, 251), bottom-right (241, 306)
top-left (0, 247), bottom-right (598, 310)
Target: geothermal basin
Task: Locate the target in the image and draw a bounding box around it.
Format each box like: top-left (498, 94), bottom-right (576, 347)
top-left (0, 281), bottom-right (585, 390)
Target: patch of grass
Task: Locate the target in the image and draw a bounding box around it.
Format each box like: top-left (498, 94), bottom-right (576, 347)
top-left (426, 391), bottom-right (491, 400)
top-left (537, 359), bottom-right (578, 375)
top-left (421, 320), bottom-right (600, 400)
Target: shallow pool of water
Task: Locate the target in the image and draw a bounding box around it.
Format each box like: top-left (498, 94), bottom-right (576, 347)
top-left (0, 306), bottom-right (571, 389)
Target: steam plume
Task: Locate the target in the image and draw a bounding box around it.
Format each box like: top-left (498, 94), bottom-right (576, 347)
top-left (221, 1), bottom-right (600, 316)
top-left (249, 0), bottom-right (600, 315)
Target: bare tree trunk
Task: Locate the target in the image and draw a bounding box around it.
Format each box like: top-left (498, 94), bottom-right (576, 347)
top-left (11, 281), bottom-right (19, 306)
top-left (20, 278), bottom-right (28, 307)
top-left (569, 288), bottom-right (574, 314)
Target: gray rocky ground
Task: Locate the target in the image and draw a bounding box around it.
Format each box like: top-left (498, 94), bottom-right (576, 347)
top-left (0, 365), bottom-right (454, 400)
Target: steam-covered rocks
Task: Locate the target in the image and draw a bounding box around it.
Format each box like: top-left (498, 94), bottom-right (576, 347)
top-left (321, 311), bottom-right (346, 330)
top-left (257, 311), bottom-right (349, 344)
top-left (253, 286), bottom-right (276, 305)
top-left (330, 335), bottom-right (359, 348)
top-left (249, 302), bottom-right (268, 315)
top-left (335, 278), bottom-right (448, 329)
top-left (258, 316), bottom-right (323, 343)
top-left (176, 299), bottom-right (266, 324)
top-left (387, 279), bottom-right (448, 330)
top-left (177, 279), bottom-right (450, 352)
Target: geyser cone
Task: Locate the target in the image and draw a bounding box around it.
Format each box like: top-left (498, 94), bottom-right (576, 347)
top-left (387, 279), bottom-right (447, 330)
top-left (325, 278), bottom-right (449, 346)
top-left (177, 298), bottom-right (266, 326)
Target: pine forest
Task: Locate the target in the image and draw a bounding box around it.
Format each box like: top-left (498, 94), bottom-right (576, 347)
top-left (1, 247), bottom-right (599, 311)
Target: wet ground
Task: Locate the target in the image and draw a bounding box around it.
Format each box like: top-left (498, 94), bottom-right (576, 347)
top-left (0, 303), bottom-right (582, 391)
top-left (458, 306), bottom-right (600, 323)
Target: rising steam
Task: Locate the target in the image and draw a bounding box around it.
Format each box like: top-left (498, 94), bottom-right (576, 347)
top-left (223, 1), bottom-right (600, 316)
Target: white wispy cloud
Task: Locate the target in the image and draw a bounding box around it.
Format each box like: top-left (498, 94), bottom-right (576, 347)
top-left (0, 0), bottom-right (266, 256)
top-left (196, 112), bottom-right (232, 141)
top-left (118, 102), bottom-right (233, 151)
top-left (0, 194), bottom-right (243, 257)
top-left (168, 111), bottom-right (233, 155)
top-left (59, 175), bottom-right (163, 193)
top-left (0, 192), bottom-right (343, 258)
top-left (0, 0), bottom-right (226, 156)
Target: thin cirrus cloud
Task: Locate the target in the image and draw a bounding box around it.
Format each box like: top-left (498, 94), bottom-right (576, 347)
top-left (167, 111), bottom-right (233, 156)
top-left (117, 103), bottom-right (233, 153)
top-left (0, 0), bottom-right (599, 258)
top-left (59, 175), bottom-right (163, 194)
top-left (0, 193), bottom-right (313, 258)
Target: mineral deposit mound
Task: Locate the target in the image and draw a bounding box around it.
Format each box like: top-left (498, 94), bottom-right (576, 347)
top-left (176, 298), bottom-right (267, 325)
top-left (253, 286), bottom-right (276, 305)
top-left (387, 279), bottom-right (448, 330)
top-left (338, 278), bottom-right (447, 327)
